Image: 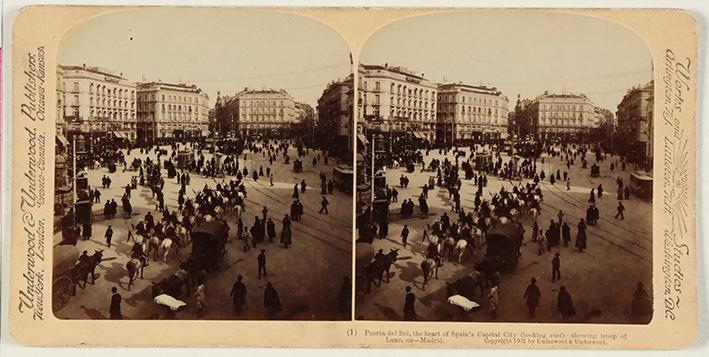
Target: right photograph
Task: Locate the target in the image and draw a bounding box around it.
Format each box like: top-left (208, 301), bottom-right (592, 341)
top-left (354, 12), bottom-right (654, 324)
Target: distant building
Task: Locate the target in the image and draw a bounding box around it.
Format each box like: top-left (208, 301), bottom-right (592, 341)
top-left (436, 83), bottom-right (508, 144)
top-left (56, 64), bottom-right (137, 142)
top-left (136, 81), bottom-right (209, 143)
top-left (514, 91), bottom-right (597, 141)
top-left (616, 80), bottom-right (654, 165)
top-left (317, 75), bottom-right (354, 160)
top-left (358, 63), bottom-right (438, 142)
top-left (226, 88), bottom-right (297, 137)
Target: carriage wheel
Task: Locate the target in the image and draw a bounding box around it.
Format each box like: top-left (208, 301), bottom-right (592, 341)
top-left (52, 276), bottom-right (73, 311)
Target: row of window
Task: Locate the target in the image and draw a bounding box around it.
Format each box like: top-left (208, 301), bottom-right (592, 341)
top-left (86, 83), bottom-right (135, 99)
top-left (539, 118), bottom-right (587, 126)
top-left (86, 97), bottom-right (135, 109)
top-left (541, 112), bottom-right (584, 120)
top-left (241, 108), bottom-right (285, 115)
top-left (541, 104), bottom-right (586, 111)
top-left (242, 100), bottom-right (287, 108)
top-left (137, 93), bottom-right (203, 104)
top-left (439, 94), bottom-right (501, 107)
top-left (239, 115), bottom-right (287, 122)
top-left (362, 81), bottom-right (436, 100)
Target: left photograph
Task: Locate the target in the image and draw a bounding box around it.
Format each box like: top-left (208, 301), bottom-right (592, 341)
top-left (52, 8), bottom-right (354, 320)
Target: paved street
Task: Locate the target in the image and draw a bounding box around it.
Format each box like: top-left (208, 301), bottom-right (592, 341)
top-left (355, 147), bottom-right (652, 323)
top-left (54, 144), bottom-right (352, 320)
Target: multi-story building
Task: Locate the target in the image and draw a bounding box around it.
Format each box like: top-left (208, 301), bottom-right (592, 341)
top-left (231, 88), bottom-right (297, 137)
top-left (317, 75), bottom-right (354, 161)
top-left (136, 81), bottom-right (209, 143)
top-left (616, 80), bottom-right (654, 165)
top-left (56, 64), bottom-right (137, 142)
top-left (358, 64), bottom-right (438, 142)
top-left (514, 91), bottom-right (597, 141)
top-left (436, 83), bottom-right (509, 144)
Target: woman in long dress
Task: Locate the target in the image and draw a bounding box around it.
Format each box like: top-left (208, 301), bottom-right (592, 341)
top-left (557, 286), bottom-right (576, 319)
top-left (575, 219), bottom-right (587, 252)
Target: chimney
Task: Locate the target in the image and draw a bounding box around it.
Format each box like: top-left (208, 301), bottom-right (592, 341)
top-left (82, 63), bottom-right (86, 68)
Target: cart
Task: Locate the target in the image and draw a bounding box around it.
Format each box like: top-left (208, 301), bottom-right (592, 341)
top-left (483, 222), bottom-right (523, 272)
top-left (191, 220), bottom-right (230, 271)
top-left (52, 245), bottom-right (80, 311)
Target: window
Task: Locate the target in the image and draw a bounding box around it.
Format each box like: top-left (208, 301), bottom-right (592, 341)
top-left (375, 81), bottom-right (380, 92)
top-left (73, 82), bottom-right (79, 92)
top-left (73, 95), bottom-right (79, 106)
top-left (363, 82), bottom-right (367, 91)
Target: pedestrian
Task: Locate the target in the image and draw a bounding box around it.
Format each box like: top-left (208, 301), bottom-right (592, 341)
top-left (562, 222), bottom-right (571, 247)
top-left (242, 227), bottom-right (252, 252)
top-left (537, 229), bottom-right (546, 255)
top-left (597, 184), bottom-right (604, 198)
top-left (557, 286), bottom-right (576, 319)
top-left (523, 277), bottom-right (541, 318)
top-left (401, 225), bottom-right (409, 247)
top-left (266, 218), bottom-right (276, 243)
top-left (576, 219), bottom-right (587, 252)
top-left (404, 286), bottom-right (416, 321)
top-left (270, 174), bottom-right (274, 186)
top-left (194, 283), bottom-right (206, 316)
top-left (82, 222), bottom-right (92, 241)
top-left (264, 282), bottom-right (282, 319)
top-left (262, 206), bottom-right (269, 222)
top-left (109, 287), bottom-right (122, 320)
top-left (588, 189), bottom-right (595, 203)
top-left (230, 275), bottom-right (247, 315)
top-left (257, 249), bottom-right (267, 279)
top-left (615, 201), bottom-right (625, 220)
top-left (319, 196), bottom-right (329, 214)
top-left (488, 283), bottom-right (500, 320)
top-left (552, 253), bottom-right (561, 282)
top-left (105, 225), bottom-right (114, 248)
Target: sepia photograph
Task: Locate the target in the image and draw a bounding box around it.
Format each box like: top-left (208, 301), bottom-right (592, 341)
top-left (355, 12), bottom-right (654, 324)
top-left (51, 8), bottom-right (354, 320)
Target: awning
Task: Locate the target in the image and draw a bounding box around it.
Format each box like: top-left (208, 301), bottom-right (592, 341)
top-left (56, 134), bottom-right (69, 146)
top-left (357, 133), bottom-right (369, 145)
top-left (413, 132), bottom-right (425, 139)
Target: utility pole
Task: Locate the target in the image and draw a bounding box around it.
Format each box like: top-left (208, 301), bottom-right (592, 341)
top-left (72, 135), bottom-right (77, 226)
top-left (370, 132), bottom-right (375, 225)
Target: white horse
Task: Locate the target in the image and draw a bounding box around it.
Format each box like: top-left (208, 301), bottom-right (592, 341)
top-left (454, 239), bottom-right (469, 263)
top-left (159, 238), bottom-right (174, 262)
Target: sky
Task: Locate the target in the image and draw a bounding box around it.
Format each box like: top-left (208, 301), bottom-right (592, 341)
top-left (360, 12), bottom-right (653, 112)
top-left (58, 8), bottom-right (352, 108)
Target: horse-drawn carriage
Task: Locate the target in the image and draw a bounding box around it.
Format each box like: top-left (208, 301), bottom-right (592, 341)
top-left (480, 222), bottom-right (523, 272)
top-left (52, 246), bottom-right (104, 311)
top-left (190, 220), bottom-right (229, 271)
top-left (474, 152), bottom-right (491, 171)
top-left (177, 150), bottom-right (194, 170)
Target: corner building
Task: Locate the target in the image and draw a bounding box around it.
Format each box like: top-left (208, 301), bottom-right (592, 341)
top-left (358, 64), bottom-right (438, 142)
top-left (136, 81), bottom-right (210, 143)
top-left (56, 64), bottom-right (137, 142)
top-left (436, 83), bottom-right (509, 144)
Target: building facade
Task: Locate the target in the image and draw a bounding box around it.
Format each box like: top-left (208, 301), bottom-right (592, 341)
top-left (436, 83), bottom-right (509, 144)
top-left (57, 64), bottom-right (137, 142)
top-left (358, 64), bottom-right (438, 142)
top-left (233, 88), bottom-right (297, 137)
top-left (616, 80), bottom-right (654, 165)
top-left (317, 76), bottom-right (354, 161)
top-left (514, 92), bottom-right (597, 141)
top-left (136, 81), bottom-right (209, 143)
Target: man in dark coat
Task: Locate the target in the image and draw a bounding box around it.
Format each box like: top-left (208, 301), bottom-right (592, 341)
top-left (404, 286), bottom-right (416, 321)
top-left (109, 287), bottom-right (122, 319)
top-left (552, 253), bottom-right (561, 282)
top-left (257, 250), bottom-right (267, 279)
top-left (264, 282), bottom-right (282, 319)
top-left (523, 278), bottom-right (541, 318)
top-left (557, 286), bottom-right (576, 318)
top-left (266, 218), bottom-right (276, 243)
top-left (105, 226), bottom-right (114, 248)
top-left (230, 275), bottom-right (247, 315)
top-left (562, 222), bottom-right (571, 247)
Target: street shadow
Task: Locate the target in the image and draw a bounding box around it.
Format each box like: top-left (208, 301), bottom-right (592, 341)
top-left (79, 304), bottom-right (107, 319)
top-left (101, 261), bottom-right (127, 289)
top-left (374, 303), bottom-right (402, 321)
top-left (395, 261), bottom-right (421, 289)
top-left (123, 285), bottom-right (154, 308)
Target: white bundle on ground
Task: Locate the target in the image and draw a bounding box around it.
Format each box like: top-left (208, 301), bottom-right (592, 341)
top-left (447, 294), bottom-right (480, 312)
top-left (154, 294), bottom-right (187, 311)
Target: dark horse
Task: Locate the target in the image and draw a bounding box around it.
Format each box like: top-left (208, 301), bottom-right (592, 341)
top-left (364, 249), bottom-right (399, 293)
top-left (151, 268), bottom-right (191, 298)
top-left (74, 250), bottom-right (104, 289)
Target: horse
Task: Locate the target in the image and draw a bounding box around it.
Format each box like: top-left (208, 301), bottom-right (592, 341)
top-left (454, 239), bottom-right (469, 263)
top-left (75, 250), bottom-right (104, 289)
top-left (147, 236), bottom-right (161, 261)
top-left (159, 238), bottom-right (174, 262)
top-left (364, 249), bottom-right (399, 293)
top-left (152, 269), bottom-right (190, 298)
top-left (446, 269), bottom-right (485, 299)
top-left (442, 237), bottom-right (456, 261)
top-left (420, 258), bottom-right (438, 290)
top-left (126, 257), bottom-right (143, 290)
